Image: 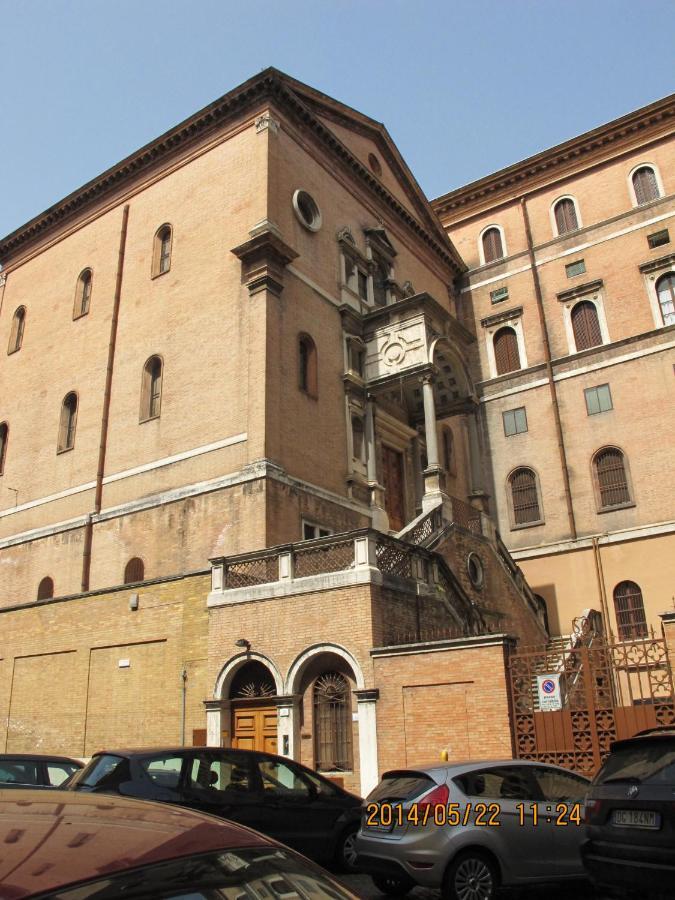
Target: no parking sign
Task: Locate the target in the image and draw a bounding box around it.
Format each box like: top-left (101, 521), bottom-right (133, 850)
top-left (536, 674), bottom-right (563, 711)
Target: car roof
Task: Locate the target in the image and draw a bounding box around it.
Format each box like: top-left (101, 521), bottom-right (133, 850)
top-left (88, 746), bottom-right (256, 757)
top-left (611, 727), bottom-right (675, 751)
top-left (382, 758), bottom-right (590, 778)
top-left (0, 753), bottom-right (83, 765)
top-left (0, 788), bottom-right (272, 898)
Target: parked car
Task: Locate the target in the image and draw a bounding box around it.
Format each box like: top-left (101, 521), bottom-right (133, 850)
top-left (581, 725), bottom-right (675, 898)
top-left (0, 786), bottom-right (359, 899)
top-left (356, 758), bottom-right (590, 899)
top-left (66, 746), bottom-right (362, 871)
top-left (0, 753), bottom-right (82, 788)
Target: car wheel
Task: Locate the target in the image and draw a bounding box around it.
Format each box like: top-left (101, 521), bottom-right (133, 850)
top-left (371, 874), bottom-right (414, 897)
top-left (335, 825), bottom-right (359, 872)
top-left (443, 851), bottom-right (498, 900)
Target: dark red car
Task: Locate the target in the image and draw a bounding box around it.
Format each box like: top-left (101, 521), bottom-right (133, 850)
top-left (0, 788), bottom-right (359, 899)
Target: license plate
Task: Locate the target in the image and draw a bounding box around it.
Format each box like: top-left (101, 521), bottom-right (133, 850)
top-left (611, 809), bottom-right (660, 829)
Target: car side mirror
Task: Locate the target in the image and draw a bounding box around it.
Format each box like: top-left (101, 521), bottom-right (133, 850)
top-left (118, 781), bottom-right (136, 796)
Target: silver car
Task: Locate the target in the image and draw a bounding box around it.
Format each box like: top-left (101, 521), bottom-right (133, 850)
top-left (355, 759), bottom-right (590, 899)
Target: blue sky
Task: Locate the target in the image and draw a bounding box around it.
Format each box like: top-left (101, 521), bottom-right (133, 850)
top-left (1, 0), bottom-right (673, 239)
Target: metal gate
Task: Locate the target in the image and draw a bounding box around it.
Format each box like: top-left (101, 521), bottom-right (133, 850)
top-left (508, 614), bottom-right (675, 777)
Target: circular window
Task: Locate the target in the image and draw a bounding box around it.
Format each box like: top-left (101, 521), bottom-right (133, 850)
top-left (368, 153), bottom-right (382, 176)
top-left (467, 553), bottom-right (484, 590)
top-left (292, 189), bottom-right (322, 232)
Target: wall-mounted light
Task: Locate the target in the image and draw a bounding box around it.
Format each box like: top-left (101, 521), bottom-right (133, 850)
top-left (129, 593), bottom-right (139, 611)
top-left (235, 638), bottom-right (251, 652)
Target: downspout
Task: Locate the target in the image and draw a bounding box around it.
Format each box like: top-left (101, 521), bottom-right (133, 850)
top-left (181, 666), bottom-right (188, 746)
top-left (592, 536), bottom-right (613, 638)
top-left (520, 198), bottom-right (577, 540)
top-left (81, 204), bottom-right (130, 591)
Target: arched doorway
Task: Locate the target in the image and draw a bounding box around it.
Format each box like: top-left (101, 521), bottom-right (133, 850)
top-left (229, 660), bottom-right (278, 754)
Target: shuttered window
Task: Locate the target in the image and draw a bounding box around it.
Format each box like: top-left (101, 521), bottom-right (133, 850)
top-left (594, 447), bottom-right (631, 509)
top-left (58, 393), bottom-right (78, 452)
top-left (299, 334), bottom-right (318, 397)
top-left (554, 198), bottom-right (579, 235)
top-left (153, 225), bottom-right (172, 276)
top-left (0, 422), bottom-right (7, 475)
top-left (614, 581), bottom-right (648, 641)
top-left (494, 326), bottom-right (521, 375)
top-left (124, 557), bottom-right (145, 584)
top-left (482, 227), bottom-right (504, 263)
top-left (632, 167), bottom-right (660, 205)
top-left (75, 269), bottom-right (92, 318)
top-left (509, 468), bottom-right (541, 525)
top-left (313, 672), bottom-right (353, 772)
top-left (8, 307), bottom-right (26, 354)
top-left (656, 273), bottom-right (675, 326)
top-left (141, 356), bottom-right (163, 421)
top-left (37, 576), bottom-right (54, 601)
top-left (571, 301), bottom-right (602, 351)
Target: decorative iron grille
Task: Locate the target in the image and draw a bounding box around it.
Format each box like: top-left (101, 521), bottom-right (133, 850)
top-left (375, 537), bottom-right (413, 579)
top-left (224, 555), bottom-right (278, 588)
top-left (313, 672), bottom-right (353, 771)
top-left (294, 538), bottom-right (354, 579)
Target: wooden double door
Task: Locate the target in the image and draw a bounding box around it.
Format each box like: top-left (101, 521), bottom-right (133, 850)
top-left (231, 703), bottom-right (278, 754)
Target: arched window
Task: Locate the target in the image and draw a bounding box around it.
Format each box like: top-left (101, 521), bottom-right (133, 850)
top-left (0, 422), bottom-right (7, 475)
top-left (58, 393), bottom-right (78, 452)
top-left (298, 334), bottom-right (318, 397)
top-left (141, 356), bottom-right (163, 421)
top-left (313, 671), bottom-right (353, 771)
top-left (351, 414), bottom-right (365, 462)
top-left (124, 557), bottom-right (145, 584)
top-left (37, 576), bottom-right (54, 601)
top-left (493, 326), bottom-right (521, 375)
top-left (613, 581), bottom-right (648, 641)
top-left (481, 227), bottom-right (504, 264)
top-left (74, 269), bottom-right (92, 318)
top-left (373, 258), bottom-right (389, 307)
top-left (594, 447), bottom-right (631, 509)
top-left (656, 273), bottom-right (675, 327)
top-left (553, 198), bottom-right (579, 235)
top-left (153, 225), bottom-right (172, 276)
top-left (8, 306), bottom-right (26, 354)
top-left (632, 166), bottom-right (660, 206)
top-left (509, 467), bottom-right (542, 525)
top-left (571, 300), bottom-right (602, 351)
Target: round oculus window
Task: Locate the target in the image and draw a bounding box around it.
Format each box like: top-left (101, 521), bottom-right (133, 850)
top-left (467, 553), bottom-right (484, 590)
top-left (292, 189), bottom-right (322, 232)
top-left (368, 153), bottom-right (382, 176)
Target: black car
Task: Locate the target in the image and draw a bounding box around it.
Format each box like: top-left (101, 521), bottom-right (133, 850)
top-left (582, 725), bottom-right (675, 898)
top-left (67, 746), bottom-right (362, 870)
top-left (0, 753), bottom-right (83, 788)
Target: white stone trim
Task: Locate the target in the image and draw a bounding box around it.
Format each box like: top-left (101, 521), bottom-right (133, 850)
top-left (287, 264), bottom-right (342, 309)
top-left (208, 567), bottom-right (381, 608)
top-left (645, 265), bottom-right (675, 329)
top-left (627, 162), bottom-right (666, 208)
top-left (214, 651), bottom-right (285, 700)
top-left (285, 643), bottom-right (366, 693)
top-left (550, 195), bottom-right (583, 237)
top-left (479, 338), bottom-right (675, 403)
top-left (510, 518), bottom-right (675, 559)
top-left (356, 696), bottom-right (379, 795)
top-left (478, 223), bottom-right (507, 266)
top-left (562, 290), bottom-right (610, 355)
top-left (462, 207), bottom-right (675, 292)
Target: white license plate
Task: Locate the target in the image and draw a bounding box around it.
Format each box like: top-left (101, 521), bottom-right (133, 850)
top-left (611, 809), bottom-right (660, 829)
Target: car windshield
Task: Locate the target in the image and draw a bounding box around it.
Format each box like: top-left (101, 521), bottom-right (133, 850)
top-left (47, 847), bottom-right (355, 899)
top-left (595, 742), bottom-right (675, 786)
top-left (366, 772), bottom-right (436, 803)
top-left (78, 755), bottom-right (131, 789)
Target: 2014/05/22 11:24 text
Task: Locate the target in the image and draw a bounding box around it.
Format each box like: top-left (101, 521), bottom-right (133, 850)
top-left (365, 802), bottom-right (583, 828)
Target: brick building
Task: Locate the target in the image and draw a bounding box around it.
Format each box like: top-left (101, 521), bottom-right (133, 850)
top-left (0, 71), bottom-right (672, 791)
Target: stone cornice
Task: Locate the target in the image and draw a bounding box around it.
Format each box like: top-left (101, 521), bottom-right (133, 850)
top-left (556, 279), bottom-right (604, 302)
top-left (433, 94), bottom-right (675, 218)
top-left (639, 251), bottom-right (675, 274)
top-left (480, 305), bottom-right (523, 329)
top-left (0, 69), bottom-right (465, 277)
top-left (232, 228), bottom-right (299, 296)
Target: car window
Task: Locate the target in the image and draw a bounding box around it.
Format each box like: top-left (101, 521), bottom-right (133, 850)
top-left (47, 763), bottom-right (80, 786)
top-left (595, 742), bottom-right (675, 786)
top-left (140, 755), bottom-right (185, 789)
top-left (301, 768), bottom-right (341, 798)
top-left (455, 766), bottom-right (536, 801)
top-left (0, 760), bottom-right (40, 785)
top-left (49, 847), bottom-right (354, 899)
top-left (79, 754), bottom-right (131, 789)
top-left (366, 772), bottom-right (436, 803)
top-left (188, 752), bottom-right (254, 794)
top-left (532, 767), bottom-right (589, 801)
top-left (258, 758), bottom-right (312, 798)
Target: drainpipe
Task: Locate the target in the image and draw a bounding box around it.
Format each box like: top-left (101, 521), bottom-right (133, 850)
top-left (81, 204), bottom-right (130, 591)
top-left (520, 198), bottom-right (577, 540)
top-left (181, 667), bottom-right (188, 746)
top-left (592, 536), bottom-right (613, 638)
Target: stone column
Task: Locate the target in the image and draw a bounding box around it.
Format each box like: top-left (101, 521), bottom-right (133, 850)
top-left (204, 699), bottom-right (223, 747)
top-left (421, 375), bottom-right (446, 511)
top-left (365, 396), bottom-right (389, 532)
top-left (276, 694), bottom-right (301, 759)
top-left (355, 688), bottom-right (380, 796)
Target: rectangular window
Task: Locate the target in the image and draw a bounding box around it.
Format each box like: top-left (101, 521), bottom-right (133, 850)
top-left (585, 384), bottom-right (613, 416)
top-left (565, 259), bottom-right (586, 278)
top-left (302, 521), bottom-right (332, 541)
top-left (502, 407), bottom-right (528, 436)
top-left (647, 229), bottom-right (670, 249)
top-left (490, 286), bottom-right (509, 304)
